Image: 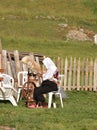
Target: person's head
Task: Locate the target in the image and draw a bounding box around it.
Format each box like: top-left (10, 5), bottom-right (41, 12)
top-left (42, 57), bottom-right (57, 72)
top-left (21, 55), bottom-right (42, 74)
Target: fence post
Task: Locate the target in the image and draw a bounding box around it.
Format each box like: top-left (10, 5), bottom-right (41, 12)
top-left (89, 58), bottom-right (93, 91)
top-left (64, 57), bottom-right (68, 90)
top-left (77, 58), bottom-right (80, 90)
top-left (0, 39), bottom-right (2, 69)
top-left (73, 57), bottom-right (76, 89)
top-left (85, 58), bottom-right (89, 90)
top-left (94, 59), bottom-right (97, 91)
top-left (0, 40), bottom-right (2, 89)
top-left (14, 50), bottom-right (21, 77)
top-left (2, 50), bottom-right (7, 73)
top-left (68, 57), bottom-right (72, 90)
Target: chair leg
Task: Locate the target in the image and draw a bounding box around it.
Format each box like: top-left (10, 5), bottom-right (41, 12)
top-left (53, 102), bottom-right (56, 108)
top-left (52, 94), bottom-right (56, 108)
top-left (59, 94), bottom-right (63, 108)
top-left (9, 96), bottom-right (17, 106)
top-left (48, 92), bottom-right (63, 108)
top-left (17, 88), bottom-right (21, 102)
top-left (48, 92), bottom-right (53, 108)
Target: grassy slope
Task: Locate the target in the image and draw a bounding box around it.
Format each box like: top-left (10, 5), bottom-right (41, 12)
top-left (0, 0), bottom-right (97, 58)
top-left (0, 1), bottom-right (97, 130)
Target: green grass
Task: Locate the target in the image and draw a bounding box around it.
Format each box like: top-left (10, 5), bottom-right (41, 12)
top-left (0, 0), bottom-right (97, 129)
top-left (0, 91), bottom-right (97, 130)
top-left (2, 37), bottom-right (97, 59)
top-left (0, 0), bottom-right (97, 59)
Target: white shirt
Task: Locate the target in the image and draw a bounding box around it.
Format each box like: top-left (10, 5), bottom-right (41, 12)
top-left (42, 57), bottom-right (58, 81)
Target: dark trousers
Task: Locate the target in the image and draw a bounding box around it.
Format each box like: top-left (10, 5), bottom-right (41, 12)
top-left (33, 80), bottom-right (58, 103)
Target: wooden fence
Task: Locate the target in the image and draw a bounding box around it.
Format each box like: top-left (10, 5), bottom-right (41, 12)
top-left (54, 57), bottom-right (97, 91)
top-left (1, 49), bottom-right (97, 91)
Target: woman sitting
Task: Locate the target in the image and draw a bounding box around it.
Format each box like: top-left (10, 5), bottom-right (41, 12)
top-left (29, 57), bottom-right (59, 108)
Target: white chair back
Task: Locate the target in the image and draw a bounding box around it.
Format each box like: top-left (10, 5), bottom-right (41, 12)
top-left (0, 74), bottom-right (17, 106)
top-left (17, 71), bottom-right (28, 88)
top-left (1, 74), bottom-right (14, 88)
top-left (17, 71), bottom-right (28, 102)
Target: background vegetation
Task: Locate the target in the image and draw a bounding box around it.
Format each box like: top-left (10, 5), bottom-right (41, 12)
top-left (0, 0), bottom-right (97, 58)
top-left (0, 0), bottom-right (97, 130)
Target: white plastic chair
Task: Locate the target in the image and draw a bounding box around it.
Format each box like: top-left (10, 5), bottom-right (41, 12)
top-left (17, 71), bottom-right (28, 102)
top-left (48, 75), bottom-right (64, 108)
top-left (0, 74), bottom-right (18, 106)
top-left (48, 87), bottom-right (63, 108)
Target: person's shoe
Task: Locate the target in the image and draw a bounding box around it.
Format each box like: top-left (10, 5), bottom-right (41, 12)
top-left (42, 102), bottom-right (48, 107)
top-left (28, 104), bottom-right (36, 108)
top-left (36, 105), bottom-right (43, 108)
top-left (42, 105), bottom-right (48, 108)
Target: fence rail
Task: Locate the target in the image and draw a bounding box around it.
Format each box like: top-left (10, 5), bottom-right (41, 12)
top-left (1, 50), bottom-right (97, 91)
top-left (54, 57), bottom-right (97, 91)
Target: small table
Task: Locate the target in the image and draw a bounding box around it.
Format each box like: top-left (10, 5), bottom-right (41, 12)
top-left (0, 69), bottom-right (5, 93)
top-left (0, 69), bottom-right (4, 73)
top-left (0, 69), bottom-right (4, 83)
top-left (0, 77), bottom-right (3, 81)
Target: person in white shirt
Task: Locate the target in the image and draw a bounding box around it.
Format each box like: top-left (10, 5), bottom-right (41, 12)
top-left (31, 57), bottom-right (59, 108)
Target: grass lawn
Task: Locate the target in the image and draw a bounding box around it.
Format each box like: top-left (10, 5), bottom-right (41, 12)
top-left (0, 0), bottom-right (97, 59)
top-left (0, 0), bottom-right (97, 130)
top-left (0, 91), bottom-right (97, 130)
top-left (1, 38), bottom-right (97, 59)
